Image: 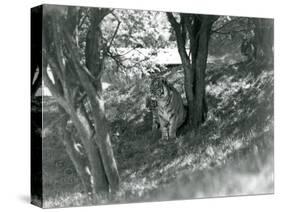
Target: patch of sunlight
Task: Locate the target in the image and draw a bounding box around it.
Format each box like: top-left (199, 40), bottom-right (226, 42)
top-left (264, 122), bottom-right (273, 132)
top-left (128, 84), bottom-right (138, 96)
top-left (130, 171), bottom-right (137, 178)
top-left (205, 146), bottom-right (215, 157)
top-left (209, 132), bottom-right (221, 141)
top-left (180, 154), bottom-right (196, 167)
top-left (223, 129), bottom-right (257, 153)
top-left (152, 149), bottom-right (160, 155)
top-left (159, 157), bottom-right (183, 174)
top-left (200, 160), bottom-right (211, 169)
top-left (43, 192), bottom-right (90, 208)
top-left (257, 90), bottom-right (266, 103)
top-left (101, 82), bottom-right (111, 90)
top-left (216, 149), bottom-right (226, 161)
top-left (122, 178), bottom-right (158, 197)
top-left (233, 139), bottom-right (243, 150)
top-left (42, 128), bottom-right (51, 139)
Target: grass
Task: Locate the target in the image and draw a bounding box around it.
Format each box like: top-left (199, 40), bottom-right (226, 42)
top-left (39, 57), bottom-right (274, 208)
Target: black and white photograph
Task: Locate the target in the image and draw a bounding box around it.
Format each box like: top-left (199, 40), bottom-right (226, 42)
top-left (31, 3), bottom-right (274, 209)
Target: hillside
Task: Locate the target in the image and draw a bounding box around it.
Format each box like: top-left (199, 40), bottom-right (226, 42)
top-left (39, 58), bottom-right (274, 208)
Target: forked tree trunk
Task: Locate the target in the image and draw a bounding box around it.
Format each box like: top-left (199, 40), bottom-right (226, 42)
top-left (82, 8), bottom-right (120, 193)
top-left (64, 8), bottom-right (120, 195)
top-left (167, 13), bottom-right (217, 129)
top-left (42, 7), bottom-right (119, 199)
top-left (66, 7), bottom-right (114, 196)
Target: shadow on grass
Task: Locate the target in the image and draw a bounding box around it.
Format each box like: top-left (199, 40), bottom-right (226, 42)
top-left (40, 60), bottom-right (274, 207)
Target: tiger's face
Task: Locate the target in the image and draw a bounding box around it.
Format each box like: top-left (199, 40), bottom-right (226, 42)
top-left (150, 78), bottom-right (167, 99)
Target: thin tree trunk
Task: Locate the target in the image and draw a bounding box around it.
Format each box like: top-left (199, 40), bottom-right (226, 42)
top-left (166, 13), bottom-right (194, 124)
top-left (193, 19), bottom-right (212, 127)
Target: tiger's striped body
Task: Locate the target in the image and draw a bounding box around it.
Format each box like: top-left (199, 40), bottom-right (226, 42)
top-left (150, 78), bottom-right (186, 139)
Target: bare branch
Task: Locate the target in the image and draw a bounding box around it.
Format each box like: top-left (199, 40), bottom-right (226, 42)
top-left (107, 19), bottom-right (121, 49)
top-left (109, 46), bottom-right (138, 58)
top-left (120, 57), bottom-right (150, 69)
top-left (107, 10), bottom-right (122, 48)
top-left (78, 9), bottom-right (89, 30)
top-left (212, 27), bottom-right (247, 35)
top-left (211, 17), bottom-right (242, 34)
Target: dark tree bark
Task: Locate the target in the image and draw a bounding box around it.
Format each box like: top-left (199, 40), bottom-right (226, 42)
top-left (167, 13), bottom-right (218, 129)
top-left (85, 9), bottom-right (108, 91)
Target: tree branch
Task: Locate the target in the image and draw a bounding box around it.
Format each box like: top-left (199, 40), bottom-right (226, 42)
top-left (107, 19), bottom-right (121, 50)
top-left (78, 9), bottom-right (89, 30)
top-left (51, 17), bottom-right (66, 77)
top-left (212, 28), bottom-right (247, 34)
top-left (211, 17), bottom-right (241, 34)
top-left (63, 30), bottom-right (99, 97)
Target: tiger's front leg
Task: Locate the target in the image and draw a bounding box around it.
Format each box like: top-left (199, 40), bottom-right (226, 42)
top-left (168, 119), bottom-right (177, 139)
top-left (159, 117), bottom-right (169, 140)
top-left (152, 113), bottom-right (160, 130)
top-left (161, 127), bottom-right (169, 140)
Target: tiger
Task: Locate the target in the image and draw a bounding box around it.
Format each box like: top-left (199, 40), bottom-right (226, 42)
top-left (150, 77), bottom-right (186, 140)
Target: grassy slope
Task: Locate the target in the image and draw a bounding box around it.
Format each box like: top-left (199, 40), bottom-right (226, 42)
top-left (41, 60), bottom-right (274, 208)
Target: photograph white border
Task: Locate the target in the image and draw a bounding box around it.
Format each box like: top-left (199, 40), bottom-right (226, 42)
top-left (0, 0), bottom-right (279, 211)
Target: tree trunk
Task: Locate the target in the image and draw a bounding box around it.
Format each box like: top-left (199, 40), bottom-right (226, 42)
top-left (166, 13), bottom-right (194, 122)
top-left (167, 13), bottom-right (216, 129)
top-left (253, 18), bottom-right (274, 65)
top-left (65, 8), bottom-right (120, 193)
top-left (57, 114), bottom-right (93, 195)
top-left (75, 105), bottom-right (110, 196)
top-left (191, 17), bottom-right (213, 127)
top-left (83, 9), bottom-right (120, 192)
top-left (42, 7), bottom-right (119, 200)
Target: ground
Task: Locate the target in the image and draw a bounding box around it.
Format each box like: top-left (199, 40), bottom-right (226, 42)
top-left (38, 57), bottom-right (274, 208)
